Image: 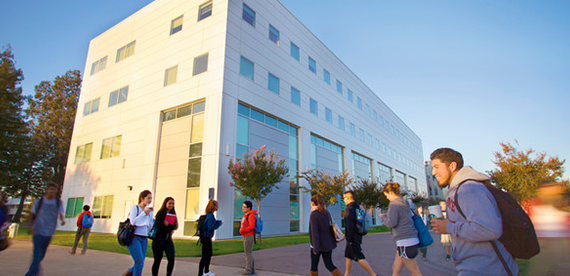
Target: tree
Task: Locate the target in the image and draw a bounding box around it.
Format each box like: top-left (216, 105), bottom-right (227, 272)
top-left (489, 141), bottom-right (567, 204)
top-left (299, 169), bottom-right (353, 207)
top-left (228, 145), bottom-right (289, 242)
top-left (27, 70), bottom-right (82, 191)
top-left (351, 178), bottom-right (388, 211)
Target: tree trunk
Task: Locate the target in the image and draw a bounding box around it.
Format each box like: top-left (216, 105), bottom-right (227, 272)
top-left (12, 188), bottom-right (29, 223)
top-left (256, 201), bottom-right (261, 243)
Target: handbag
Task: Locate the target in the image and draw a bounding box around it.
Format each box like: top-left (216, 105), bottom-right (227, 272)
top-left (148, 219), bottom-right (158, 240)
top-left (117, 206), bottom-right (139, 246)
top-left (411, 208), bottom-right (433, 247)
top-left (328, 211), bottom-right (345, 243)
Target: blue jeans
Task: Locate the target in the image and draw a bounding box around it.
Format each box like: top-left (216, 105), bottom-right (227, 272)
top-left (127, 235), bottom-right (148, 276)
top-left (25, 235), bottom-right (52, 276)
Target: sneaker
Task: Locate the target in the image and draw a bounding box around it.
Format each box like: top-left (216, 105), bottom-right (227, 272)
top-left (204, 272), bottom-right (215, 276)
top-left (445, 255), bottom-right (451, 261)
top-left (68, 250), bottom-right (75, 255)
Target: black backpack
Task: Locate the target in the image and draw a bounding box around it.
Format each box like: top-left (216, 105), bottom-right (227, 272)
top-left (194, 214), bottom-right (207, 244)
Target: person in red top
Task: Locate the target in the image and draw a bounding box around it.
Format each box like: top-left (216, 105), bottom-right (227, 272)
top-left (239, 200), bottom-right (256, 275)
top-left (70, 205), bottom-right (93, 255)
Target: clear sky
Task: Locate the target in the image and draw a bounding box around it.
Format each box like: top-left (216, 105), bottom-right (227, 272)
top-left (2, 0), bottom-right (569, 179)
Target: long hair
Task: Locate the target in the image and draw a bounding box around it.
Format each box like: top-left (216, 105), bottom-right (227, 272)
top-left (383, 182), bottom-right (401, 196)
top-left (311, 194), bottom-right (326, 214)
top-left (159, 197), bottom-right (176, 214)
top-left (138, 190), bottom-right (152, 204)
top-left (0, 190), bottom-right (5, 207)
top-left (205, 199), bottom-right (218, 214)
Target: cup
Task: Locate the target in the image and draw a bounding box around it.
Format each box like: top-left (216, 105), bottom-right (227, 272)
top-left (428, 205), bottom-right (443, 219)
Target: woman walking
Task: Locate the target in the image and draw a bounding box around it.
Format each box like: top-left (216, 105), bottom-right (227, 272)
top-left (199, 199), bottom-right (223, 276)
top-left (123, 190), bottom-right (153, 276)
top-left (152, 197), bottom-right (178, 276)
top-left (380, 183), bottom-right (423, 276)
top-left (309, 194), bottom-right (342, 276)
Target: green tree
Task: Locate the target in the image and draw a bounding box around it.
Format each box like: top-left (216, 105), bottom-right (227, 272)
top-left (299, 169), bottom-right (353, 207)
top-left (489, 141), bottom-right (567, 203)
top-left (27, 70), bottom-right (82, 191)
top-left (351, 178), bottom-right (388, 211)
top-left (228, 145), bottom-right (289, 242)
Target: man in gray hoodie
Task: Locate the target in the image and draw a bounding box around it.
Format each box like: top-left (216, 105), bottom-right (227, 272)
top-left (429, 148), bottom-right (518, 276)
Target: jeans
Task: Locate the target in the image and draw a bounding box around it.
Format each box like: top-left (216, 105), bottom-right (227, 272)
top-left (71, 227), bottom-right (91, 254)
top-left (199, 237), bottom-right (213, 275)
top-left (243, 235), bottom-right (255, 274)
top-left (310, 248), bottom-right (337, 272)
top-left (25, 235), bottom-right (52, 276)
top-left (152, 237), bottom-right (175, 276)
top-left (127, 235), bottom-right (148, 276)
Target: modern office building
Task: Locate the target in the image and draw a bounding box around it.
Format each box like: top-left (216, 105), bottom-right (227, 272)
top-left (60, 0), bottom-right (425, 239)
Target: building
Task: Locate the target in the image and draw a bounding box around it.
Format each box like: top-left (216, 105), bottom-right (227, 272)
top-left (60, 0), bottom-right (425, 239)
top-left (425, 160), bottom-right (447, 201)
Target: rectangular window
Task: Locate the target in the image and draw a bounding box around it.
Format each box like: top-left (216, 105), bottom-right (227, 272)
top-left (310, 98), bottom-right (318, 116)
top-left (269, 24), bottom-right (280, 45)
top-left (373, 110), bottom-right (378, 121)
top-left (338, 116), bottom-right (345, 131)
top-left (198, 1), bottom-right (213, 21)
top-left (164, 66), bottom-right (178, 86)
top-left (350, 123), bottom-right (355, 136)
top-left (357, 97), bottom-right (362, 110)
top-left (92, 195), bottom-right (114, 219)
top-left (90, 56), bottom-right (107, 75)
top-left (359, 128), bottom-right (365, 142)
top-left (336, 80), bottom-right (343, 94)
top-left (74, 143), bottom-right (93, 164)
top-left (240, 56), bottom-right (254, 80)
top-left (100, 135), bottom-right (122, 159)
top-left (290, 42), bottom-right (299, 61)
top-left (367, 134), bottom-right (373, 145)
top-left (268, 73), bottom-right (279, 94)
top-left (83, 98), bottom-right (100, 116)
top-left (170, 15), bottom-right (183, 35)
top-left (116, 40), bottom-right (136, 62)
top-left (365, 104), bottom-right (370, 115)
top-left (291, 87), bottom-right (300, 106)
top-left (348, 89), bottom-right (353, 103)
top-left (193, 53), bottom-right (209, 76)
top-left (108, 86), bottom-right (129, 107)
top-left (65, 197), bottom-right (84, 218)
top-left (308, 57), bottom-right (316, 73)
top-left (325, 108), bottom-right (332, 124)
top-left (242, 3), bottom-right (256, 26)
top-left (323, 69), bottom-right (330, 84)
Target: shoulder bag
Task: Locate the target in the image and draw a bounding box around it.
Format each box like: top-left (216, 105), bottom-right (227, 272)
top-left (328, 211), bottom-right (345, 243)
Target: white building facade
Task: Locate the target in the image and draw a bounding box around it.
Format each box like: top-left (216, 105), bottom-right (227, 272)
top-left (61, 0), bottom-right (425, 239)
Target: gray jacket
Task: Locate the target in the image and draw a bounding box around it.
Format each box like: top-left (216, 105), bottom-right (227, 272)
top-left (381, 197), bottom-right (418, 242)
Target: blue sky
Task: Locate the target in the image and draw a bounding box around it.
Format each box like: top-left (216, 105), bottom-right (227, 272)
top-left (2, 0), bottom-right (569, 179)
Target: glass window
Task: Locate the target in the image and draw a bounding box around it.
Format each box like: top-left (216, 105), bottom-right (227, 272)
top-left (242, 3), bottom-right (255, 26)
top-left (193, 101), bottom-right (205, 113)
top-left (191, 114), bottom-right (204, 143)
top-left (92, 195), bottom-right (113, 219)
top-left (336, 80), bottom-right (342, 94)
top-left (65, 197), bottom-right (84, 218)
top-left (357, 97), bottom-right (362, 110)
top-left (116, 41), bottom-right (136, 62)
top-left (310, 98), bottom-right (317, 116)
top-left (325, 108), bottom-right (332, 124)
top-left (90, 56), bottom-right (107, 75)
top-left (198, 1), bottom-right (213, 21)
top-left (291, 87), bottom-right (300, 106)
top-left (237, 116), bottom-right (249, 145)
top-left (101, 135), bottom-right (121, 159)
top-left (240, 56), bottom-right (254, 81)
top-left (187, 158), bottom-right (202, 187)
top-left (324, 69), bottom-right (330, 84)
top-left (265, 115), bottom-right (277, 127)
top-left (365, 104), bottom-right (370, 115)
top-left (350, 123), bottom-right (355, 136)
top-left (373, 110), bottom-right (378, 121)
top-left (177, 105), bottom-right (192, 118)
top-left (250, 109), bottom-right (264, 122)
top-left (170, 15), bottom-right (183, 35)
top-left (193, 53), bottom-right (209, 76)
top-left (347, 89), bottom-right (353, 103)
top-left (164, 66), bottom-right (178, 86)
top-left (185, 189), bottom-right (200, 219)
top-left (74, 143), bottom-right (93, 164)
top-left (83, 98), bottom-right (100, 116)
top-left (269, 25), bottom-right (280, 45)
top-left (338, 116), bottom-right (345, 130)
top-left (268, 73), bottom-right (279, 94)
top-left (359, 128), bottom-right (365, 142)
top-left (164, 110), bottom-right (176, 121)
top-left (308, 57), bottom-right (316, 73)
top-left (238, 103), bottom-right (249, 116)
top-left (109, 86), bottom-right (129, 107)
top-left (189, 143), bottom-right (202, 158)
top-left (290, 42), bottom-right (299, 61)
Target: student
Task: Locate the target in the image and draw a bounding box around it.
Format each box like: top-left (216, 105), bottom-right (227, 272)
top-left (416, 206), bottom-right (428, 261)
top-left (152, 197), bottom-right (178, 276)
top-left (239, 200), bottom-right (256, 275)
top-left (70, 205), bottom-right (93, 255)
top-left (309, 194), bottom-right (342, 276)
top-left (199, 199), bottom-right (223, 276)
top-left (122, 190), bottom-right (153, 276)
top-left (380, 182), bottom-right (423, 276)
top-left (438, 200), bottom-right (452, 261)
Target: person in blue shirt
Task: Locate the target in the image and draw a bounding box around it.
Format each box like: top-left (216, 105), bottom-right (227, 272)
top-left (199, 199), bottom-right (223, 276)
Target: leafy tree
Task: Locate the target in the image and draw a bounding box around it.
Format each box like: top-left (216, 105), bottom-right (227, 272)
top-left (228, 145), bottom-right (289, 242)
top-left (489, 141), bottom-right (567, 203)
top-left (299, 169), bottom-right (353, 207)
top-left (351, 178), bottom-right (388, 211)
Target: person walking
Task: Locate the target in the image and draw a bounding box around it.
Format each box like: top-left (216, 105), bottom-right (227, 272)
top-left (199, 199), bottom-right (223, 276)
top-left (416, 206), bottom-right (428, 261)
top-left (123, 190), bottom-right (153, 276)
top-left (438, 200), bottom-right (452, 261)
top-left (70, 205), bottom-right (93, 255)
top-left (25, 182), bottom-right (66, 276)
top-left (342, 190), bottom-right (379, 276)
top-left (0, 191), bottom-right (10, 251)
top-left (239, 200), bottom-right (256, 275)
top-left (151, 197), bottom-right (178, 276)
top-left (429, 148), bottom-right (518, 276)
top-left (309, 194), bottom-right (342, 276)
top-left (380, 182), bottom-right (423, 276)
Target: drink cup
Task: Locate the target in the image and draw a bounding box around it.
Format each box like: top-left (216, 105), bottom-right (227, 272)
top-left (428, 205), bottom-right (443, 219)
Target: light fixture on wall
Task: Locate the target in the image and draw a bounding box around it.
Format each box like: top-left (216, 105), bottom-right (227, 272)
top-left (127, 185), bottom-right (133, 191)
top-left (225, 143), bottom-right (230, 156)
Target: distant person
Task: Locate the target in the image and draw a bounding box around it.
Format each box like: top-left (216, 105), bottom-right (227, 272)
top-left (438, 200), bottom-right (452, 261)
top-left (0, 191), bottom-right (9, 251)
top-left (199, 199), bottom-right (223, 276)
top-left (309, 194), bottom-right (342, 276)
top-left (70, 205), bottom-right (93, 255)
top-left (416, 206), bottom-right (428, 261)
top-left (239, 200), bottom-right (256, 275)
top-left (122, 190), bottom-right (153, 276)
top-left (25, 182), bottom-right (66, 276)
top-left (152, 197), bottom-right (178, 276)
top-left (342, 190), bottom-right (378, 276)
top-left (380, 182), bottom-right (423, 276)
top-left (430, 148), bottom-right (518, 275)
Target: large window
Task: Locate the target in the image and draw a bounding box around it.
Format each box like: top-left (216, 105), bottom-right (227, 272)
top-left (269, 25), bottom-right (280, 45)
top-left (240, 56), bottom-right (254, 81)
top-left (116, 41), bottom-right (136, 62)
top-left (164, 66), bottom-right (178, 86)
top-left (268, 73), bottom-right (279, 94)
top-left (198, 1), bottom-right (213, 21)
top-left (83, 98), bottom-right (100, 116)
top-left (75, 143), bottom-right (93, 164)
top-left (290, 42), bottom-right (299, 61)
top-left (310, 98), bottom-right (318, 116)
top-left (291, 87), bottom-right (300, 106)
top-left (65, 197), bottom-right (84, 218)
top-left (170, 15), bottom-right (183, 35)
top-left (336, 80), bottom-right (343, 94)
top-left (308, 57), bottom-right (316, 73)
top-left (92, 195), bottom-right (114, 219)
top-left (242, 3), bottom-right (255, 26)
top-left (108, 86), bottom-right (129, 107)
top-left (90, 56), bottom-right (107, 75)
top-left (100, 135), bottom-right (122, 159)
top-left (193, 53), bottom-right (209, 76)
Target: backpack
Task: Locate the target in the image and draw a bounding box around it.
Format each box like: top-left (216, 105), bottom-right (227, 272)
top-left (455, 180), bottom-right (540, 261)
top-left (194, 214), bottom-right (207, 244)
top-left (82, 213), bottom-right (93, 228)
top-left (247, 213), bottom-right (263, 234)
top-left (355, 206), bottom-right (370, 235)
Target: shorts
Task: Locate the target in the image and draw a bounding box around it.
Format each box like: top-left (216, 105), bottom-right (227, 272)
top-left (345, 242), bottom-right (366, 261)
top-left (396, 244), bottom-right (419, 260)
top-left (441, 234), bottom-right (452, 246)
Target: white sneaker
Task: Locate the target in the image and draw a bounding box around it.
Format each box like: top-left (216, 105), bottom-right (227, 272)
top-left (204, 272), bottom-right (215, 276)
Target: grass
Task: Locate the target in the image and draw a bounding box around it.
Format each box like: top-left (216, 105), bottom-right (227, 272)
top-left (15, 225), bottom-right (390, 257)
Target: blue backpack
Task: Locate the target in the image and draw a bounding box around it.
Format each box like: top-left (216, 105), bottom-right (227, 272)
top-left (355, 206), bottom-right (370, 235)
top-left (247, 213), bottom-right (263, 234)
top-left (82, 213), bottom-right (93, 228)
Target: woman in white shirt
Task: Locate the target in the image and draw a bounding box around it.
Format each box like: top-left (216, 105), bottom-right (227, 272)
top-left (122, 190), bottom-right (153, 276)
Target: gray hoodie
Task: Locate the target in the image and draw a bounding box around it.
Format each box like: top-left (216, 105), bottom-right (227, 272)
top-left (381, 197), bottom-right (418, 242)
top-left (445, 166), bottom-right (518, 276)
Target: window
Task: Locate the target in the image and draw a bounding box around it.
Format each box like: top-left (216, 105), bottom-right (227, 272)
top-left (108, 86), bottom-right (129, 107)
top-left (325, 108), bottom-right (332, 124)
top-left (90, 56), bottom-right (107, 75)
top-left (357, 97), bottom-right (362, 110)
top-left (291, 87), bottom-right (300, 106)
top-left (75, 143), bottom-right (93, 164)
top-left (116, 41), bottom-right (136, 62)
top-left (348, 89), bottom-right (353, 102)
top-left (324, 69), bottom-right (330, 84)
top-left (336, 80), bottom-right (343, 94)
top-left (310, 98), bottom-right (317, 116)
top-left (269, 25), bottom-right (280, 45)
top-left (65, 197), bottom-right (84, 218)
top-left (268, 73), bottom-right (279, 94)
top-left (359, 128), bottom-right (365, 142)
top-left (308, 57), bottom-right (316, 73)
top-left (242, 3), bottom-right (255, 26)
top-left (350, 123), bottom-right (355, 136)
top-left (163, 101), bottom-right (205, 122)
top-left (290, 42), bottom-right (299, 61)
top-left (100, 135), bottom-right (122, 159)
top-left (373, 111), bottom-right (378, 121)
top-left (83, 98), bottom-right (100, 116)
top-left (367, 134), bottom-right (373, 145)
top-left (240, 56), bottom-right (254, 80)
top-left (365, 104), bottom-right (370, 115)
top-left (164, 66), bottom-right (178, 86)
top-left (170, 15), bottom-right (183, 35)
top-left (338, 116), bottom-right (345, 131)
top-left (193, 53), bottom-right (209, 76)
top-left (92, 195), bottom-right (114, 219)
top-left (198, 1), bottom-right (213, 21)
